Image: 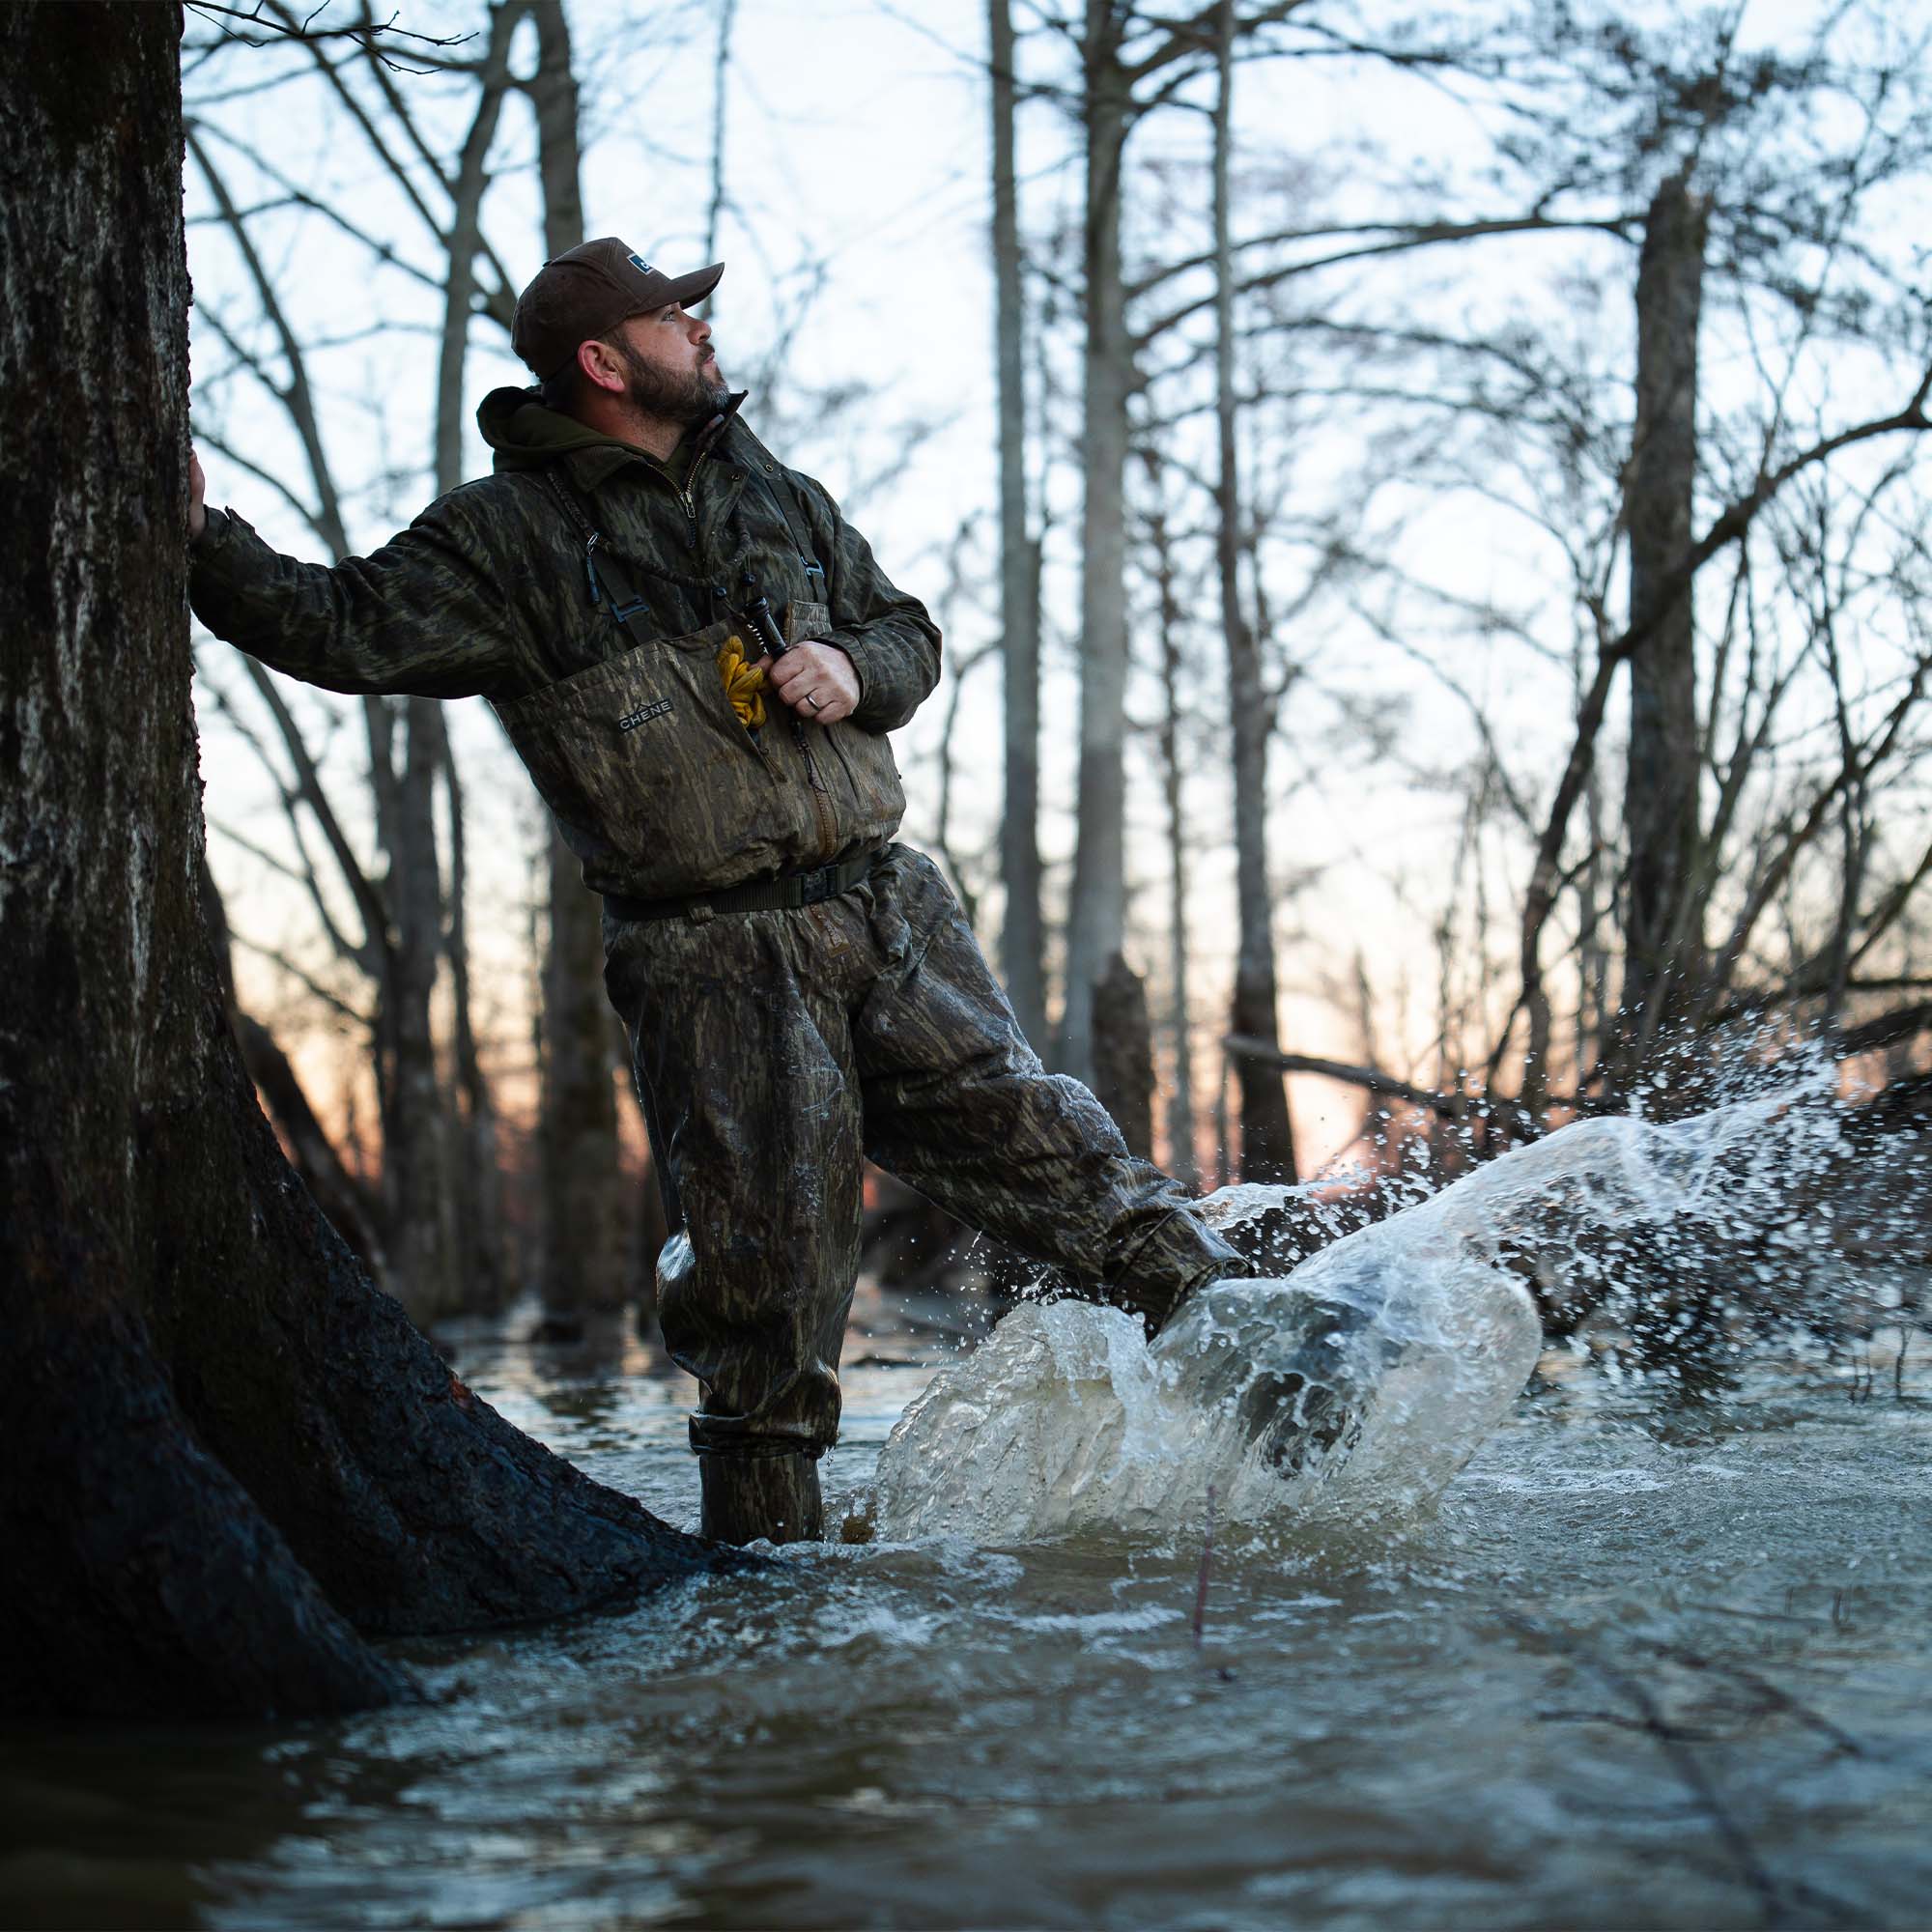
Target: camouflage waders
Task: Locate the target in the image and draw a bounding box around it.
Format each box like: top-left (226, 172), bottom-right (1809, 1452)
top-left (604, 844), bottom-right (1241, 1513)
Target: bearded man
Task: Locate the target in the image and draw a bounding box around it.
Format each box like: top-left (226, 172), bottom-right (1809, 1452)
top-left (188, 240), bottom-right (1243, 1545)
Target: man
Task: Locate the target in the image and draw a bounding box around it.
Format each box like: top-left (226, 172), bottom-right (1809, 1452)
top-left (189, 239), bottom-right (1243, 1545)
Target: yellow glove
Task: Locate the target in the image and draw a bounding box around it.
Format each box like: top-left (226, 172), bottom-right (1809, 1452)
top-left (716, 634), bottom-right (767, 729)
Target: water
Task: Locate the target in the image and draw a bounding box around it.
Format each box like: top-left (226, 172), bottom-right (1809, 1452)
top-left (865, 1251), bottom-right (1541, 1545)
top-left (5, 1095), bottom-right (1929, 1929)
top-left (865, 1081), bottom-right (1869, 1544)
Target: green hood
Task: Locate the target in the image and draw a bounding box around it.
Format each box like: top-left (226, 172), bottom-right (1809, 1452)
top-left (476, 385), bottom-right (642, 473)
top-left (475, 385), bottom-right (751, 480)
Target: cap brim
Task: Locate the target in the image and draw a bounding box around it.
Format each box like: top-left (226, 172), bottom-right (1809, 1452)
top-left (666, 263), bottom-right (724, 310)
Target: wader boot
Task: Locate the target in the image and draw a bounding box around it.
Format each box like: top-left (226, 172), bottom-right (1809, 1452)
top-left (698, 1452), bottom-right (825, 1546)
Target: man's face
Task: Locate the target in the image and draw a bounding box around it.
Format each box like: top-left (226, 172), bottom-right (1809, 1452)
top-left (607, 303), bottom-right (729, 424)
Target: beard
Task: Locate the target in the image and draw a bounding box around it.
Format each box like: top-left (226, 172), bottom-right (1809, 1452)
top-left (616, 338), bottom-right (730, 425)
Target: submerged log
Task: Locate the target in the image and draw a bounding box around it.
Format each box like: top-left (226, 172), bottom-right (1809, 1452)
top-left (0, 0), bottom-right (728, 1722)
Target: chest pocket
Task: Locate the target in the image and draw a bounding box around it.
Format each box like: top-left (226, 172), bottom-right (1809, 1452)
top-left (492, 615), bottom-right (803, 895)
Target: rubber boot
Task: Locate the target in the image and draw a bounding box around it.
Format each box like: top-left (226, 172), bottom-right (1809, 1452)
top-left (698, 1452), bottom-right (825, 1546)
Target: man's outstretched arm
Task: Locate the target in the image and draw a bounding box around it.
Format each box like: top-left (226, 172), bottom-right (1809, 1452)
top-left (188, 451), bottom-right (514, 701)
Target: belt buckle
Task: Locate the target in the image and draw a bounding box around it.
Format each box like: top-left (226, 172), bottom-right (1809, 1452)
top-left (798, 866), bottom-right (835, 907)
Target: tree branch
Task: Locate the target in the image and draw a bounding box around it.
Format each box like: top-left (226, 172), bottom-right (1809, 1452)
top-left (184, 1), bottom-right (475, 73)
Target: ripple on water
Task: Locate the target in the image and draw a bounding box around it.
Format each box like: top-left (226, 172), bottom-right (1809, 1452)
top-left (7, 1088), bottom-right (1930, 1929)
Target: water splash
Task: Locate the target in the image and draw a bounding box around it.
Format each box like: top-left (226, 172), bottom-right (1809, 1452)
top-left (866, 1073), bottom-right (1861, 1546)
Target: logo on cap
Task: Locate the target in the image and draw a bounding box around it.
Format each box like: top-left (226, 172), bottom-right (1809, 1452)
top-left (628, 253), bottom-right (654, 276)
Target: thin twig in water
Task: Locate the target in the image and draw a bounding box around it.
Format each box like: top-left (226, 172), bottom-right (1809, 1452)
top-left (1537, 1706), bottom-right (1725, 1742)
top-left (1500, 1609), bottom-right (1785, 1926)
top-left (1191, 1483), bottom-right (1217, 1650)
top-left (1685, 1602), bottom-right (1828, 1627)
top-left (1645, 1642), bottom-right (1869, 1759)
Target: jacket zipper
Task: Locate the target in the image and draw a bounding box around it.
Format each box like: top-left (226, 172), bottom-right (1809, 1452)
top-left (632, 416), bottom-right (828, 848)
top-left (792, 719), bottom-right (838, 861)
top-left (676, 426), bottom-right (712, 552)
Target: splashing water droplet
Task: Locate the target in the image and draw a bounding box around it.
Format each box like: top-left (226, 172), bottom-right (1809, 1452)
top-left (867, 1070), bottom-right (1853, 1545)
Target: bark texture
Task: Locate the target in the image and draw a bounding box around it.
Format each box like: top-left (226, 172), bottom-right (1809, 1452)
top-left (1092, 951), bottom-right (1156, 1160)
top-left (1620, 172), bottom-right (1709, 1070)
top-left (1147, 465), bottom-right (1199, 1187)
top-left (525, 5), bottom-right (633, 1321)
top-left (541, 828), bottom-right (631, 1319)
top-left (1059, 0), bottom-right (1133, 1085)
top-left (0, 0), bottom-right (724, 1721)
top-left (989, 0), bottom-right (1047, 1047)
top-left (204, 858), bottom-right (389, 1275)
top-left (1214, 0), bottom-right (1295, 1182)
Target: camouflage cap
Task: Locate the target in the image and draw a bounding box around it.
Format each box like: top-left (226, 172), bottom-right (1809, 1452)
top-left (512, 239), bottom-right (724, 380)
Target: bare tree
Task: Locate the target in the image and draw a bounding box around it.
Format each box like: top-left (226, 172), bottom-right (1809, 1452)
top-left (1212, 0), bottom-right (1296, 1179)
top-left (1056, 0), bottom-right (1137, 1085)
top-left (1139, 449), bottom-right (1201, 1184)
top-left (0, 0), bottom-right (723, 1722)
top-left (520, 0), bottom-right (635, 1328)
top-left (989, 0), bottom-right (1048, 1045)
top-left (1021, 0), bottom-right (1631, 1107)
top-left (1614, 170), bottom-right (1710, 1083)
top-left (192, 135), bottom-right (446, 1313)
top-left (186, 0), bottom-right (662, 1321)
top-left (1219, 3), bottom-right (1932, 1137)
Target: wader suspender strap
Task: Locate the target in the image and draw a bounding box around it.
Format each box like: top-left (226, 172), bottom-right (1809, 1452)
top-left (546, 440), bottom-right (826, 619)
top-left (541, 469), bottom-right (657, 637)
top-left (736, 429), bottom-right (828, 596)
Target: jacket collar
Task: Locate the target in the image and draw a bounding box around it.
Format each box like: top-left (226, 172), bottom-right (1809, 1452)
top-left (564, 391), bottom-right (750, 496)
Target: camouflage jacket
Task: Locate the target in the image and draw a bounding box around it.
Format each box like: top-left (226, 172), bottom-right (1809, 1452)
top-left (188, 388), bottom-right (941, 901)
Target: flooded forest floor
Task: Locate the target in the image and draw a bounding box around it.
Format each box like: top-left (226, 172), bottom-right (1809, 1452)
top-left (4, 1265), bottom-right (1929, 1931)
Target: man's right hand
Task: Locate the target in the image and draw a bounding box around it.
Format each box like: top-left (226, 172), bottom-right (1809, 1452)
top-left (188, 448), bottom-right (207, 543)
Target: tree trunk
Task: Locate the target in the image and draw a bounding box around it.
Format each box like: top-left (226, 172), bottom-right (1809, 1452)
top-left (1213, 0), bottom-right (1295, 1181)
top-left (1058, 0), bottom-right (1133, 1086)
top-left (438, 0), bottom-right (520, 491)
top-left (1577, 738), bottom-right (1611, 1087)
top-left (437, 714), bottom-right (506, 1308)
top-left (0, 0), bottom-right (724, 1722)
top-left (989, 0), bottom-right (1047, 1048)
top-left (1143, 455), bottom-right (1198, 1186)
top-left (429, 24), bottom-right (520, 1315)
top-left (1092, 952), bottom-right (1155, 1160)
top-left (373, 695), bottom-right (459, 1319)
top-left (527, 1), bottom-right (583, 246)
top-left (523, 0), bottom-right (634, 1323)
top-left (1620, 172), bottom-right (1709, 1073)
top-left (203, 856), bottom-right (391, 1277)
top-left (704, 0), bottom-right (737, 261)
top-left (540, 830), bottom-right (632, 1321)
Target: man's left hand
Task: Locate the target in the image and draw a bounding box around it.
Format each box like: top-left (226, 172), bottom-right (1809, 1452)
top-left (762, 640), bottom-right (860, 724)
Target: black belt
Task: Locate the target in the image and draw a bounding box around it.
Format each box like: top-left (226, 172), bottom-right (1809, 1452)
top-left (604, 848), bottom-right (881, 924)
